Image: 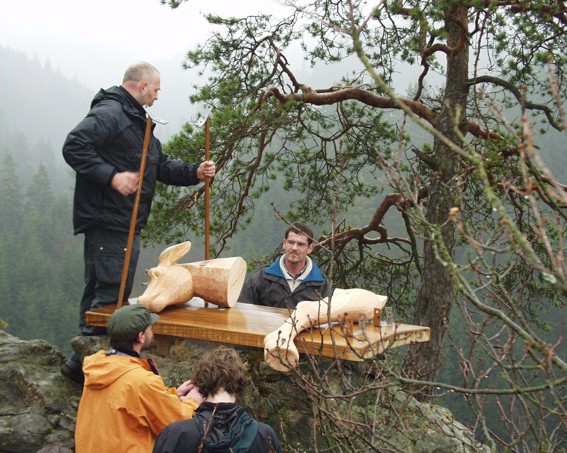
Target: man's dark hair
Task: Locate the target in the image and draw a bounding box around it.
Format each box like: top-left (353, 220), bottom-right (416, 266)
top-left (191, 346), bottom-right (251, 398)
top-left (109, 337), bottom-right (137, 352)
top-left (284, 223), bottom-right (314, 245)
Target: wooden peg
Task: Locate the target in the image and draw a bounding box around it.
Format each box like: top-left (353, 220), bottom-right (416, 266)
top-left (373, 308), bottom-right (382, 327)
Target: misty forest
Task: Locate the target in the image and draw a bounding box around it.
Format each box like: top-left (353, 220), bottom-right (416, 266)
top-left (1, 1), bottom-right (567, 452)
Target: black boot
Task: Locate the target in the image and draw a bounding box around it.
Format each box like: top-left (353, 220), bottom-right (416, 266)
top-left (61, 351), bottom-right (84, 384)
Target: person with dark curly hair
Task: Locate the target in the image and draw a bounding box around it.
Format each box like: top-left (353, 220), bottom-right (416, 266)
top-left (153, 346), bottom-right (283, 453)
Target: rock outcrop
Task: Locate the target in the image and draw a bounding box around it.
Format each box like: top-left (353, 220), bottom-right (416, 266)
top-left (0, 332), bottom-right (79, 452)
top-left (0, 330), bottom-right (490, 452)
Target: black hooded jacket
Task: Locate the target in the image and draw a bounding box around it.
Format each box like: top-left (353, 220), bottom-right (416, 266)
top-left (153, 402), bottom-right (283, 453)
top-left (63, 86), bottom-right (200, 234)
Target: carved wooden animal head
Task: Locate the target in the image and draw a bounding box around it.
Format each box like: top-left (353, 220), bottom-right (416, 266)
top-left (137, 241), bottom-right (248, 313)
top-left (138, 242), bottom-right (194, 313)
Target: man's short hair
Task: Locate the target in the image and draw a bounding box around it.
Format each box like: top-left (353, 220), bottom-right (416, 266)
top-left (122, 61), bottom-right (159, 84)
top-left (191, 346), bottom-right (250, 398)
top-left (285, 222), bottom-right (314, 245)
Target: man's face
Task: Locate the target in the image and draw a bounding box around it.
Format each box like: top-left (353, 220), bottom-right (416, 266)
top-left (140, 75), bottom-right (161, 107)
top-left (141, 325), bottom-right (154, 350)
top-left (282, 231), bottom-right (313, 265)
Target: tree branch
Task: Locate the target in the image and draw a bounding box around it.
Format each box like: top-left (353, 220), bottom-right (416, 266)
top-left (468, 75), bottom-right (563, 131)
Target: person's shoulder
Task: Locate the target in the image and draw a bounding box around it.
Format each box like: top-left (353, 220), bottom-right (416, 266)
top-left (303, 260), bottom-right (327, 280)
top-left (87, 99), bottom-right (122, 126)
top-left (82, 349), bottom-right (112, 365)
top-left (160, 417), bottom-right (200, 439)
top-left (91, 87), bottom-right (135, 115)
top-left (263, 259), bottom-right (283, 275)
top-left (154, 418), bottom-right (199, 453)
top-left (163, 417), bottom-right (195, 431)
top-left (89, 86), bottom-right (120, 106)
top-left (120, 358), bottom-right (163, 383)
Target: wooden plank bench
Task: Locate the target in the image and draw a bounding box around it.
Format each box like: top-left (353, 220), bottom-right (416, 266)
top-left (86, 299), bottom-right (430, 362)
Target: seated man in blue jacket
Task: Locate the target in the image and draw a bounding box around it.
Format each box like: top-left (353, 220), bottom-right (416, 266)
top-left (239, 223), bottom-right (330, 308)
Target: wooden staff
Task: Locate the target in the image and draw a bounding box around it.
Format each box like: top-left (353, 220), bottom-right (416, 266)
top-left (204, 116), bottom-right (211, 308)
top-left (117, 116), bottom-right (153, 309)
top-left (204, 116), bottom-right (211, 261)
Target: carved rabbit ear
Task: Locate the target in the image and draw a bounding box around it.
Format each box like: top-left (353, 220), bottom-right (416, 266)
top-left (157, 241), bottom-right (192, 266)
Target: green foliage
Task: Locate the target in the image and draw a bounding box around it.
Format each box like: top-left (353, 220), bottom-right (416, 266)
top-left (147, 1), bottom-right (567, 451)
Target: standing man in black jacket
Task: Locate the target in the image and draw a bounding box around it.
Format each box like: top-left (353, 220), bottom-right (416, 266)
top-left (61, 61), bottom-right (215, 383)
top-left (153, 346), bottom-right (283, 453)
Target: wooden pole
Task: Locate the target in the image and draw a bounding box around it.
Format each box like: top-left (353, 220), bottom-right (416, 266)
top-left (204, 116), bottom-right (211, 308)
top-left (117, 116), bottom-right (153, 309)
top-left (204, 116), bottom-right (211, 261)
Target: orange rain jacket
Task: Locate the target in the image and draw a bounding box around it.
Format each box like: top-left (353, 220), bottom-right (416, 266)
top-left (75, 350), bottom-right (199, 453)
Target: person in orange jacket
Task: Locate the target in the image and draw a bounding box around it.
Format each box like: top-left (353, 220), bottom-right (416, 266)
top-left (74, 304), bottom-right (203, 453)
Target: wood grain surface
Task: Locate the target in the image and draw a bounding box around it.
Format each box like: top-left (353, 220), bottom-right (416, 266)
top-left (86, 299), bottom-right (430, 362)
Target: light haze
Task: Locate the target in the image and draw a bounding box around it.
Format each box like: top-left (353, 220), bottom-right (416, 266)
top-left (1, 0), bottom-right (285, 138)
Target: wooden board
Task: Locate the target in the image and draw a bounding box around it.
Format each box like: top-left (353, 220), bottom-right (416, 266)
top-left (85, 299), bottom-right (430, 362)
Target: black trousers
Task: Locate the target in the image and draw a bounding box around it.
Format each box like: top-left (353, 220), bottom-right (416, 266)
top-left (78, 228), bottom-right (140, 335)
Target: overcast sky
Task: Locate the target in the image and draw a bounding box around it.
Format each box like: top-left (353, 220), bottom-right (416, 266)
top-left (2, 0), bottom-right (401, 142)
top-left (1, 0), bottom-right (289, 137)
top-left (1, 0), bottom-right (287, 87)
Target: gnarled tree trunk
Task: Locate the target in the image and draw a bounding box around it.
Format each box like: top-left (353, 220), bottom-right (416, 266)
top-left (407, 3), bottom-right (470, 398)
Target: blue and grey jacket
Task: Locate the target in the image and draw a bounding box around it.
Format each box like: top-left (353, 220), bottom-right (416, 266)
top-left (239, 257), bottom-right (331, 308)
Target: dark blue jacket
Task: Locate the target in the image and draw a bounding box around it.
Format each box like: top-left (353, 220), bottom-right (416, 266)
top-left (239, 258), bottom-right (330, 308)
top-left (63, 86), bottom-right (200, 234)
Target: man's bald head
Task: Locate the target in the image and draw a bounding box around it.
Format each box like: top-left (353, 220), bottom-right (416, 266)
top-left (122, 61), bottom-right (161, 107)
